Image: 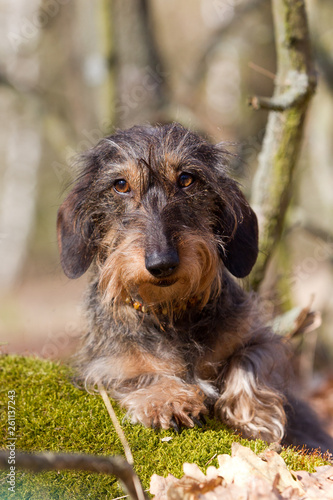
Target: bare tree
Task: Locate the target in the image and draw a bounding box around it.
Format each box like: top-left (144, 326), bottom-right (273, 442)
top-left (110, 0), bottom-right (166, 128)
top-left (249, 0), bottom-right (317, 290)
top-left (0, 2), bottom-right (42, 291)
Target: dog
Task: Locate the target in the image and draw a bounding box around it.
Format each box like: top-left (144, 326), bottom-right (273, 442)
top-left (57, 123), bottom-right (333, 453)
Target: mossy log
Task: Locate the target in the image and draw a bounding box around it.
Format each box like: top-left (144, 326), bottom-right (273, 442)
top-left (0, 355), bottom-right (328, 499)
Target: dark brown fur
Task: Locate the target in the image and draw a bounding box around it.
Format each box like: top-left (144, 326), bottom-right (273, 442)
top-left (57, 123), bottom-right (333, 452)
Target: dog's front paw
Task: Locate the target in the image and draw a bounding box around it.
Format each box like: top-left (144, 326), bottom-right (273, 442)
top-left (120, 378), bottom-right (207, 430)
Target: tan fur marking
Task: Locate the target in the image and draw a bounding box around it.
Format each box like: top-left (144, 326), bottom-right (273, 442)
top-left (78, 344), bottom-right (187, 393)
top-left (118, 350), bottom-right (186, 379)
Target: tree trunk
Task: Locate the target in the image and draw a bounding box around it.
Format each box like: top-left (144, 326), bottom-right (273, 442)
top-left (250, 0), bottom-right (317, 290)
top-left (0, 2), bottom-right (42, 291)
top-left (111, 0), bottom-right (166, 128)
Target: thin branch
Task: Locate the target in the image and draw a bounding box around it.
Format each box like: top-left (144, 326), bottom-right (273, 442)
top-left (98, 383), bottom-right (134, 465)
top-left (0, 451), bottom-right (146, 500)
top-left (249, 71), bottom-right (315, 110)
top-left (249, 70), bottom-right (316, 110)
top-left (248, 61), bottom-right (276, 81)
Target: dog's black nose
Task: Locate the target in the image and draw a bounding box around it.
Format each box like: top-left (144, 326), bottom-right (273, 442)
top-left (145, 249), bottom-right (179, 278)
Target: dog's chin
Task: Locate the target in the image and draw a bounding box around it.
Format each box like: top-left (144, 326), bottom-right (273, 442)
top-left (138, 280), bottom-right (180, 305)
top-left (152, 279), bottom-right (178, 288)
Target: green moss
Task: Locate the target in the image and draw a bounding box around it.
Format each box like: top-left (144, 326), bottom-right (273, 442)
top-left (0, 355), bottom-right (328, 499)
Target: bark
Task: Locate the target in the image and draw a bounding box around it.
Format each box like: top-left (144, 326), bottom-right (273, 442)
top-left (250, 0), bottom-right (317, 290)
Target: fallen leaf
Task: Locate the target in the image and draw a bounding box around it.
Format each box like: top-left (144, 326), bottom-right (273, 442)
top-left (150, 473), bottom-right (177, 499)
top-left (217, 442), bottom-right (304, 495)
top-left (294, 466), bottom-right (333, 498)
top-left (182, 462), bottom-right (207, 481)
top-left (270, 303), bottom-right (321, 339)
top-left (150, 443), bottom-right (333, 499)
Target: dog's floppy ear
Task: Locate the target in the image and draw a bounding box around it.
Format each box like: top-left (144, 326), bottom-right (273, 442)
top-left (216, 187), bottom-right (258, 278)
top-left (57, 182), bottom-right (97, 279)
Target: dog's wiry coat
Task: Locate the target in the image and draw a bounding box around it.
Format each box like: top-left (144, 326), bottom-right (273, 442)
top-left (58, 123), bottom-right (333, 452)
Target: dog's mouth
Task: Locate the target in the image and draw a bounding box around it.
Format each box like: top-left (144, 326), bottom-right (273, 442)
top-left (152, 279), bottom-right (178, 288)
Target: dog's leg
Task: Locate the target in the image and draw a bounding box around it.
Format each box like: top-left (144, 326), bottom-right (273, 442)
top-left (79, 347), bottom-right (208, 430)
top-left (215, 336), bottom-right (287, 442)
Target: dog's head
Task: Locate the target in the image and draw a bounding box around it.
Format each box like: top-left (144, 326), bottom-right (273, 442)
top-left (57, 123), bottom-right (258, 312)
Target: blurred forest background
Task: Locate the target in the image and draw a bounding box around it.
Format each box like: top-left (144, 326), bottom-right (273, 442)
top-left (0, 0), bottom-right (333, 408)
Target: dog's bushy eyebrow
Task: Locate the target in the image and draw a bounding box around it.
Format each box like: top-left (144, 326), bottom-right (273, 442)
top-left (70, 124), bottom-right (239, 203)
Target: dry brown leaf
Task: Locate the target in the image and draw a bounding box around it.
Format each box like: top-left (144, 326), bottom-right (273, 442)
top-left (150, 444), bottom-right (333, 500)
top-left (217, 442), bottom-right (304, 495)
top-left (313, 464), bottom-right (333, 481)
top-left (294, 465), bottom-right (333, 498)
top-left (182, 462), bottom-right (207, 481)
top-left (150, 473), bottom-right (178, 499)
top-left (270, 303), bottom-right (321, 340)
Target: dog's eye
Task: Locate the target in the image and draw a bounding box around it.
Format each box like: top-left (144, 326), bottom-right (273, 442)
top-left (178, 173), bottom-right (195, 188)
top-left (114, 179), bottom-right (131, 194)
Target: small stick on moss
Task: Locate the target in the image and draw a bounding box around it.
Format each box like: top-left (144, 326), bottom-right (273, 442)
top-left (204, 453), bottom-right (217, 466)
top-left (98, 385), bottom-right (146, 500)
top-left (0, 451), bottom-right (146, 500)
top-left (98, 383), bottom-right (134, 465)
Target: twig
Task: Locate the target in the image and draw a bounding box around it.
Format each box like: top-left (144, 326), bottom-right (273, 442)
top-left (98, 383), bottom-right (134, 466)
top-left (249, 72), bottom-right (313, 110)
top-left (204, 453), bottom-right (217, 467)
top-left (248, 61), bottom-right (276, 81)
top-left (0, 451), bottom-right (146, 500)
top-left (98, 384), bottom-right (146, 500)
